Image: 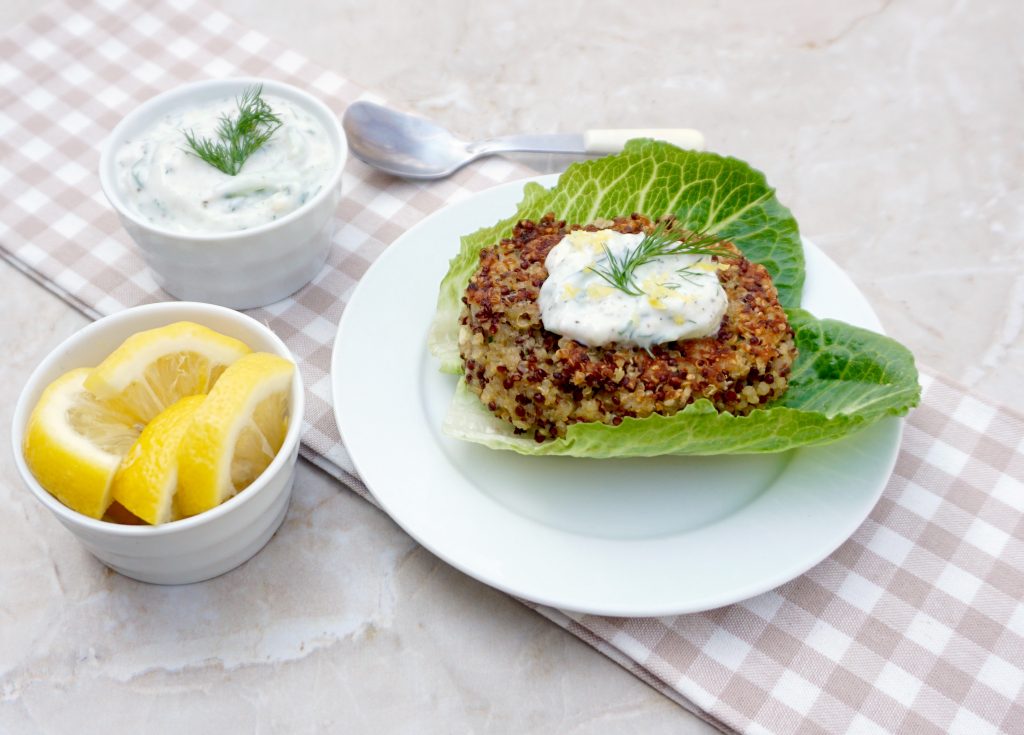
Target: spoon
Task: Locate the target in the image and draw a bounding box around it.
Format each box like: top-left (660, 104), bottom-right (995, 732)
top-left (342, 101), bottom-right (705, 180)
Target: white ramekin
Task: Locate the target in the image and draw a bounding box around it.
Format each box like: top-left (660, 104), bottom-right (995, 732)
top-left (11, 302), bottom-right (305, 584)
top-left (99, 78), bottom-right (346, 309)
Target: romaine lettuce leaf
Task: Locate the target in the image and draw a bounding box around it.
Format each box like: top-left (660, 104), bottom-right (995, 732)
top-left (428, 139), bottom-right (805, 372)
top-left (441, 309), bottom-right (919, 457)
top-left (429, 141), bottom-right (920, 455)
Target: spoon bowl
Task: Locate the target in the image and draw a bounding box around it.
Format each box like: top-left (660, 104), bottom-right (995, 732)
top-left (343, 101), bottom-right (473, 179)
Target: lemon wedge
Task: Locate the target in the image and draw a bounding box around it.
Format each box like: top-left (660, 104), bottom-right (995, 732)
top-left (84, 321), bottom-right (251, 423)
top-left (110, 395), bottom-right (205, 525)
top-left (23, 368), bottom-right (142, 519)
top-left (176, 352), bottom-right (293, 517)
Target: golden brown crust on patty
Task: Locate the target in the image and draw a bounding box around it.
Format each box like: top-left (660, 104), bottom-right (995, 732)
top-left (458, 213), bottom-right (796, 441)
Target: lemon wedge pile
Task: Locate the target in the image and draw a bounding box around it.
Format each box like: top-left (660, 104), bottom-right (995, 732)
top-left (23, 322), bottom-right (294, 524)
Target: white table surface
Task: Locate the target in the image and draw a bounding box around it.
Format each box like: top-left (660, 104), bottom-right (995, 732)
top-left (2, 0), bottom-right (1020, 732)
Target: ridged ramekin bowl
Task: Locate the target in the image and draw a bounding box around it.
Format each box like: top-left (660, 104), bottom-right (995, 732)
top-left (99, 78), bottom-right (346, 309)
top-left (11, 302), bottom-right (304, 584)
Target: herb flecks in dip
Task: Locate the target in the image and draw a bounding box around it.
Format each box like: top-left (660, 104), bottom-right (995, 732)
top-left (115, 93), bottom-right (334, 234)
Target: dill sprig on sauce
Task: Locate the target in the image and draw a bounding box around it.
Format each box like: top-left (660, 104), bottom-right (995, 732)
top-left (589, 219), bottom-right (732, 296)
top-left (182, 85), bottom-right (282, 176)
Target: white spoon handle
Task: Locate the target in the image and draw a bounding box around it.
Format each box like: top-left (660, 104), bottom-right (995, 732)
top-left (583, 128), bottom-right (705, 153)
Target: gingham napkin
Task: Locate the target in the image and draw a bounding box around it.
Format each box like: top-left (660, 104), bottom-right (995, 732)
top-left (2, 3), bottom-right (1022, 734)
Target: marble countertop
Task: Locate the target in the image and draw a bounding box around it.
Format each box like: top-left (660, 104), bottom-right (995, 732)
top-left (1, 0), bottom-right (1020, 732)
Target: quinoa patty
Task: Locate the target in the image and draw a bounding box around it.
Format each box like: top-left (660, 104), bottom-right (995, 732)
top-left (458, 214), bottom-right (797, 442)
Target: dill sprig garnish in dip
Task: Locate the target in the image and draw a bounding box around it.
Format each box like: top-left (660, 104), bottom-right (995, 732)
top-left (114, 86), bottom-right (335, 234)
top-left (183, 85), bottom-right (283, 176)
top-left (539, 222), bottom-right (731, 348)
top-left (589, 220), bottom-right (732, 296)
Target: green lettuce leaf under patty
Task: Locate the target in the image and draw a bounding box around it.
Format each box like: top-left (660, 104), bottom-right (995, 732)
top-left (441, 309), bottom-right (919, 456)
top-left (428, 140), bottom-right (920, 456)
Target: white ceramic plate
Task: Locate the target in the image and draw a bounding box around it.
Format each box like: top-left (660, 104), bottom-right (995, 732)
top-left (332, 175), bottom-right (901, 617)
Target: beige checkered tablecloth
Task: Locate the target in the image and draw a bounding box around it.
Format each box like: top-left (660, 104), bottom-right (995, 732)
top-left (2, 2), bottom-right (1022, 733)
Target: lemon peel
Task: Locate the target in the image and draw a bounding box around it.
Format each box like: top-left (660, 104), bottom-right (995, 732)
top-left (176, 352), bottom-right (293, 517)
top-left (84, 321), bottom-right (251, 422)
top-left (24, 368), bottom-right (141, 519)
top-left (111, 395), bottom-right (205, 525)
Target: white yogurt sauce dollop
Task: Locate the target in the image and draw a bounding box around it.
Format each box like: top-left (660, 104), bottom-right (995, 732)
top-left (114, 94), bottom-right (334, 233)
top-left (539, 229), bottom-right (728, 348)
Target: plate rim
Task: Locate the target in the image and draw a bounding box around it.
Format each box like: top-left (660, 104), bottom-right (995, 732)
top-left (332, 174), bottom-right (902, 616)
